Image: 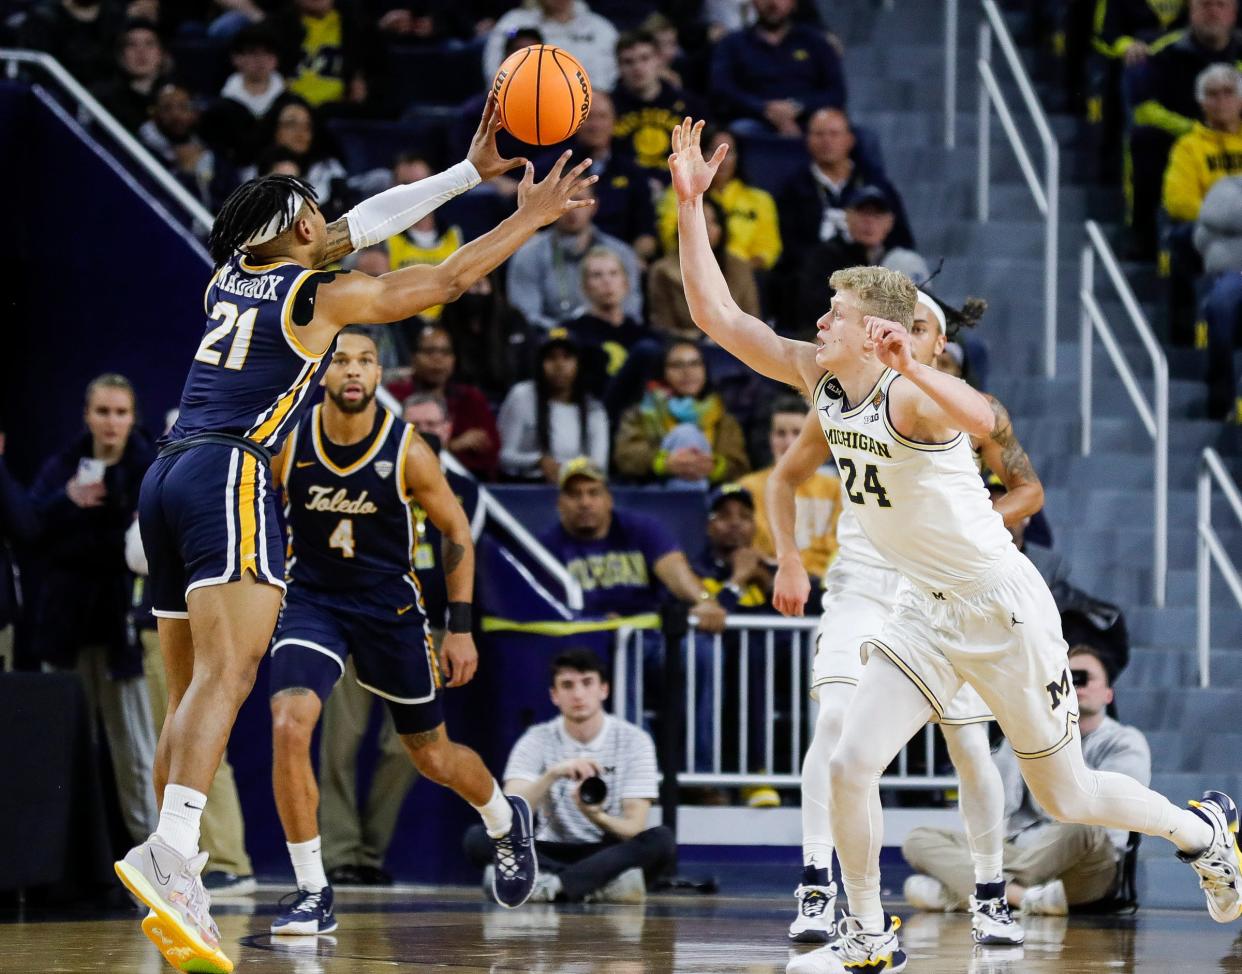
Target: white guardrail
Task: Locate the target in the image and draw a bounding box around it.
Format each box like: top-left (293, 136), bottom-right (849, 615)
top-left (613, 616), bottom-right (956, 791)
top-left (1079, 220), bottom-right (1168, 608)
top-left (976, 0), bottom-right (1059, 378)
top-left (1, 48), bottom-right (213, 234)
top-left (1197, 448), bottom-right (1242, 687)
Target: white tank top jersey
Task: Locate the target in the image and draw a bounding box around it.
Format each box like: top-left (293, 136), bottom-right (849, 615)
top-left (832, 505), bottom-right (889, 570)
top-left (812, 367), bottom-right (1015, 592)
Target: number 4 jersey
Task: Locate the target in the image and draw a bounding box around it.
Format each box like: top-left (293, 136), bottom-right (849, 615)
top-left (281, 404), bottom-right (425, 596)
top-left (813, 367), bottom-right (1014, 592)
top-left (167, 255), bottom-right (334, 452)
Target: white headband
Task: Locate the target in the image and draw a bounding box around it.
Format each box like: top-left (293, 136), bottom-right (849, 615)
top-left (915, 289), bottom-right (947, 335)
top-left (242, 189), bottom-right (303, 251)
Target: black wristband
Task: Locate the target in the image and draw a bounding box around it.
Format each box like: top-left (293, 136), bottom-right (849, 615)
top-left (447, 601), bottom-right (473, 634)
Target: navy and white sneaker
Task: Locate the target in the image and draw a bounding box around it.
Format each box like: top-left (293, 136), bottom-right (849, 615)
top-left (271, 886), bottom-right (338, 936)
top-left (970, 895), bottom-right (1024, 945)
top-left (1180, 790), bottom-right (1242, 923)
top-left (788, 873), bottom-right (837, 943)
top-left (491, 796), bottom-right (538, 908)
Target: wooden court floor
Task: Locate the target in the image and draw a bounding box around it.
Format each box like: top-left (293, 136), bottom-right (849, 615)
top-left (4, 887), bottom-right (1242, 973)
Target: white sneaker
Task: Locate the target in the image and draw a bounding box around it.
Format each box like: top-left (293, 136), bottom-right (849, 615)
top-left (526, 873), bottom-right (563, 903)
top-left (788, 880), bottom-right (837, 943)
top-left (1181, 790), bottom-right (1242, 923)
top-left (969, 895), bottom-right (1024, 945)
top-left (903, 874), bottom-right (950, 912)
top-left (589, 867), bottom-right (647, 904)
top-left (788, 914), bottom-right (907, 973)
top-left (1020, 879), bottom-right (1067, 916)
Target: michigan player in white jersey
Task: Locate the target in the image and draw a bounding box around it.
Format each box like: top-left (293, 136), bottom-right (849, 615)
top-left (773, 293), bottom-right (1038, 948)
top-left (668, 118), bottom-right (1242, 974)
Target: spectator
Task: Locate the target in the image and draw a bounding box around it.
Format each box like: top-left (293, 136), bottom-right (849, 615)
top-left (564, 247), bottom-right (651, 390)
top-left (270, 0), bottom-right (369, 109)
top-left (777, 107), bottom-right (914, 255)
top-left (1127, 0), bottom-right (1242, 255)
top-left (1095, 0), bottom-right (1187, 65)
top-left (691, 484), bottom-right (773, 612)
top-left (484, 0), bottom-right (619, 92)
top-left (139, 83), bottom-right (238, 210)
top-left (437, 272), bottom-right (526, 402)
top-left (787, 186), bottom-right (930, 332)
top-left (317, 395), bottom-right (483, 886)
top-left (613, 340), bottom-right (750, 487)
top-left (611, 28), bottom-right (708, 185)
top-left (657, 128), bottom-right (782, 270)
top-left (738, 397), bottom-right (841, 580)
top-left (1165, 64), bottom-right (1242, 221)
top-left (30, 374), bottom-right (158, 846)
top-left (89, 18), bottom-right (167, 133)
top-left (125, 516), bottom-right (256, 895)
top-left (640, 11), bottom-right (690, 88)
top-left (219, 23), bottom-right (285, 118)
top-left (383, 153), bottom-right (464, 323)
top-left (709, 0), bottom-right (846, 134)
top-left (507, 181), bottom-right (643, 330)
top-left (387, 323), bottom-right (501, 479)
top-left (248, 97), bottom-right (347, 206)
top-left (462, 648), bottom-right (676, 903)
top-left (903, 645), bottom-right (1151, 916)
top-left (498, 329), bottom-right (610, 482)
top-left (574, 92), bottom-right (657, 261)
top-left (0, 432), bottom-right (38, 672)
top-left (1192, 176), bottom-right (1242, 417)
top-left (648, 194), bottom-right (760, 341)
top-left (19, 0), bottom-right (126, 87)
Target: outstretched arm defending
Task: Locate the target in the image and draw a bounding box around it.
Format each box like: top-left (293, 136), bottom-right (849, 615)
top-left (670, 119), bottom-right (820, 392)
top-left (768, 410), bottom-right (831, 617)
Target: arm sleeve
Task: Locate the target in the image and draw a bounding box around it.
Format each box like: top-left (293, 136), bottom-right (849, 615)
top-left (345, 162), bottom-right (480, 251)
top-left (1163, 134), bottom-right (1202, 221)
top-left (125, 519), bottom-right (148, 576)
top-left (503, 727), bottom-right (547, 783)
top-left (621, 727), bottom-right (660, 799)
top-left (497, 383), bottom-right (542, 477)
top-left (710, 34), bottom-right (767, 119)
top-left (587, 399), bottom-right (610, 472)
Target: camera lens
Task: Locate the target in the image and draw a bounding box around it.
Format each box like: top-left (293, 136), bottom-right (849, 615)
top-left (578, 775), bottom-right (607, 806)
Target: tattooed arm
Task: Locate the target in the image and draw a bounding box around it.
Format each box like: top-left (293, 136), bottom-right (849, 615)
top-left (315, 218), bottom-right (356, 268)
top-left (975, 394), bottom-right (1044, 527)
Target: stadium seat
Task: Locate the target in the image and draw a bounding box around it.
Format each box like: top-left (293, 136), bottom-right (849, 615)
top-left (169, 37), bottom-right (231, 97)
top-left (326, 116), bottom-right (449, 174)
top-left (385, 42), bottom-right (485, 112)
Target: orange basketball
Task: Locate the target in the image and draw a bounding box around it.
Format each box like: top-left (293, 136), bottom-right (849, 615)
top-left (492, 44), bottom-right (592, 146)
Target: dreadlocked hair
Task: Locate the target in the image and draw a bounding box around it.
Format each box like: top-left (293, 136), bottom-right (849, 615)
top-left (926, 293), bottom-right (987, 339)
top-left (208, 174), bottom-right (318, 266)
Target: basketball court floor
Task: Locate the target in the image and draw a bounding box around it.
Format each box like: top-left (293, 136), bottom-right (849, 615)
top-left (5, 887), bottom-right (1242, 973)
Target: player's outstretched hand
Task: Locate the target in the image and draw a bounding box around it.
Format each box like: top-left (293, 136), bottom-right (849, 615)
top-left (866, 315), bottom-right (915, 373)
top-left (668, 117), bottom-right (728, 204)
top-left (441, 632), bottom-right (479, 688)
top-left (772, 552), bottom-right (810, 617)
top-left (466, 92), bottom-right (528, 181)
top-left (516, 151), bottom-right (597, 227)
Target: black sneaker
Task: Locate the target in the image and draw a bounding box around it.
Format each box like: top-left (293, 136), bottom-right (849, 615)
top-left (353, 865), bottom-right (393, 886)
top-left (491, 796), bottom-right (538, 908)
top-left (326, 865), bottom-right (366, 886)
top-left (203, 871), bottom-right (257, 896)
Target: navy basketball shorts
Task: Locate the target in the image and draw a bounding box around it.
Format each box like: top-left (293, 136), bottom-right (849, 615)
top-left (269, 580), bottom-right (444, 735)
top-left (138, 444), bottom-right (285, 618)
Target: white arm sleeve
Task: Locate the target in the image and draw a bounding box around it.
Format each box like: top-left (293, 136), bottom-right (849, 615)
top-left (344, 161), bottom-right (481, 250)
top-left (125, 518), bottom-right (149, 576)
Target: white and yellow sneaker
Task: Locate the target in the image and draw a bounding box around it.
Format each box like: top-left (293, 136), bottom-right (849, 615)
top-left (1181, 790), bottom-right (1242, 923)
top-left (788, 914), bottom-right (907, 973)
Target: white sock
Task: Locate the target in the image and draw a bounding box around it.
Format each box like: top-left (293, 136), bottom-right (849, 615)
top-left (803, 841), bottom-right (835, 876)
top-left (157, 784), bottom-right (206, 859)
top-left (287, 837), bottom-right (328, 892)
top-left (475, 782), bottom-right (514, 839)
top-left (974, 857), bottom-right (1005, 886)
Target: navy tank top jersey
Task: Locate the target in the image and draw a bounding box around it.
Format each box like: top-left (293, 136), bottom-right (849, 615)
top-left (282, 404), bottom-right (422, 593)
top-left (166, 255), bottom-right (332, 452)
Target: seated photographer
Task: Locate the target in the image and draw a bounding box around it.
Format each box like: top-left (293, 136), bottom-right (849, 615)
top-left (462, 649), bottom-right (675, 903)
top-left (901, 645), bottom-right (1151, 916)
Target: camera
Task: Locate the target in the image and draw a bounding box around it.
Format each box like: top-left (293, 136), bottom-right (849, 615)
top-left (578, 775), bottom-right (608, 806)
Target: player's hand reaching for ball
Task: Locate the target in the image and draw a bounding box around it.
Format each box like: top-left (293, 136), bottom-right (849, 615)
top-left (772, 552), bottom-right (811, 617)
top-left (866, 315), bottom-right (916, 374)
top-left (669, 117), bottom-right (728, 204)
top-left (440, 633), bottom-right (479, 688)
top-left (466, 93), bottom-right (528, 181)
top-left (516, 151), bottom-right (597, 227)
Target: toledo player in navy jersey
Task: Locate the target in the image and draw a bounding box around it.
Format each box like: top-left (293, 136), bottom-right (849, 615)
top-left (120, 97), bottom-right (594, 973)
top-left (264, 328), bottom-right (520, 934)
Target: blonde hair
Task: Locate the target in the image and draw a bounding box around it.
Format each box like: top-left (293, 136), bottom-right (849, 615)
top-left (580, 246), bottom-right (629, 288)
top-left (828, 266), bottom-right (918, 328)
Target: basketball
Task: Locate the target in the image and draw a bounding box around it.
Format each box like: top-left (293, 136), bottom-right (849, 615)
top-left (492, 44), bottom-right (592, 146)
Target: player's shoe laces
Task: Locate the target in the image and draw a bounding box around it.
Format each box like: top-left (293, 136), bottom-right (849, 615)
top-left (787, 914), bottom-right (907, 974)
top-left (1180, 790), bottom-right (1242, 923)
top-left (115, 835), bottom-right (232, 973)
top-left (969, 895), bottom-right (1024, 945)
top-left (271, 886), bottom-right (338, 935)
top-left (491, 796), bottom-right (538, 908)
top-left (788, 878), bottom-right (838, 943)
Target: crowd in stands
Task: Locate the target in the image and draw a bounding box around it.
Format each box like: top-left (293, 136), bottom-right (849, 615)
top-left (1051, 0), bottom-right (1242, 420)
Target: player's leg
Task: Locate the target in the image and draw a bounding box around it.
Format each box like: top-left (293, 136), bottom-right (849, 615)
top-left (939, 720), bottom-right (1022, 945)
top-left (151, 616), bottom-right (195, 804)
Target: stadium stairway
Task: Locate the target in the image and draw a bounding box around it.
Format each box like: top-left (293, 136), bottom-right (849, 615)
top-left (824, 0), bottom-right (1242, 910)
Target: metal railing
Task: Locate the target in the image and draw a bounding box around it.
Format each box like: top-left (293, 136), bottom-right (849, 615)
top-left (944, 0), bottom-right (959, 148)
top-left (1079, 220), bottom-right (1168, 607)
top-left (976, 0), bottom-right (1059, 378)
top-left (613, 616), bottom-right (956, 791)
top-left (1197, 448), bottom-right (1242, 687)
top-left (1, 49), bottom-right (213, 235)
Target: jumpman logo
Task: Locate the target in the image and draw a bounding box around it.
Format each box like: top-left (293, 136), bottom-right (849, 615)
top-left (1011, 613), bottom-right (1023, 627)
